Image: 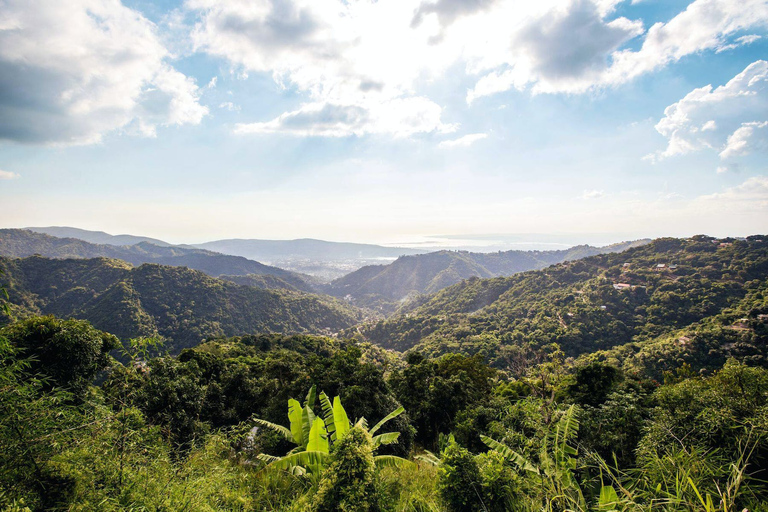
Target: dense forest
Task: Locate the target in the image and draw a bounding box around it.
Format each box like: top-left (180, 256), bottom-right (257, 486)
top-left (325, 240), bottom-right (649, 313)
top-left (0, 256), bottom-right (362, 352)
top-left (1, 235), bottom-right (767, 511)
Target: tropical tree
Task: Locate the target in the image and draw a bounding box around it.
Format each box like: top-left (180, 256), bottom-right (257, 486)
top-left (252, 385), bottom-right (411, 477)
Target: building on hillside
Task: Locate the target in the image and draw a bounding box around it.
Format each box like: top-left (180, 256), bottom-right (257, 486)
top-left (613, 283), bottom-right (631, 290)
top-left (654, 264), bottom-right (666, 271)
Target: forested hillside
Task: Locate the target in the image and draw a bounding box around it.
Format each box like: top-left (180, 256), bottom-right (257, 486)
top-left (0, 256), bottom-right (362, 352)
top-left (326, 239), bottom-right (649, 313)
top-left (0, 229), bottom-right (314, 291)
top-left (352, 236), bottom-right (768, 378)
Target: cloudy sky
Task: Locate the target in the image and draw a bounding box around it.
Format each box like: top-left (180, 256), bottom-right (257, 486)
top-left (0, 0), bottom-right (766, 246)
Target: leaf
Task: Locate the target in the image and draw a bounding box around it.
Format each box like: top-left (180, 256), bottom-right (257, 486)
top-left (260, 451), bottom-right (330, 474)
top-left (370, 406), bottom-right (404, 435)
top-left (372, 432), bottom-right (400, 449)
top-left (306, 417), bottom-right (329, 453)
top-left (304, 384), bottom-right (317, 410)
top-left (319, 391), bottom-right (337, 442)
top-left (333, 396), bottom-right (350, 440)
top-left (598, 485), bottom-right (620, 511)
top-left (414, 451), bottom-right (440, 466)
top-left (481, 435), bottom-right (540, 474)
top-left (252, 417), bottom-right (294, 443)
top-left (288, 398), bottom-right (304, 448)
top-left (302, 404), bottom-right (315, 449)
top-left (374, 455), bottom-right (415, 469)
top-left (256, 453), bottom-right (280, 464)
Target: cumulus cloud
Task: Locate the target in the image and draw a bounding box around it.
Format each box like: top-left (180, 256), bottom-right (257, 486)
top-left (468, 0), bottom-right (768, 100)
top-left (0, 170), bottom-right (19, 180)
top-left (438, 133), bottom-right (487, 148)
top-left (189, 0), bottom-right (768, 135)
top-left (649, 60), bottom-right (768, 161)
top-left (0, 0), bottom-right (207, 146)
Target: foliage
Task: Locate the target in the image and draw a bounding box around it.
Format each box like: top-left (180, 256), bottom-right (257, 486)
top-left (0, 255), bottom-right (362, 353)
top-left (1, 315), bottom-right (118, 397)
top-left (314, 426), bottom-right (378, 512)
top-left (255, 386), bottom-right (409, 478)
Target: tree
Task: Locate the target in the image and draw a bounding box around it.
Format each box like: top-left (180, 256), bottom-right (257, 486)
top-left (1, 316), bottom-right (118, 398)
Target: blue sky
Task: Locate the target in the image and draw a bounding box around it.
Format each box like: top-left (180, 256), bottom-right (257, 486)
top-left (0, 0), bottom-right (766, 246)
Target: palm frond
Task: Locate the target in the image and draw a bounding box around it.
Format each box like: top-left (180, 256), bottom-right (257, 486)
top-left (370, 406), bottom-right (405, 435)
top-left (372, 432), bottom-right (400, 449)
top-left (252, 417), bottom-right (294, 443)
top-left (414, 451), bottom-right (440, 466)
top-left (481, 435), bottom-right (540, 474)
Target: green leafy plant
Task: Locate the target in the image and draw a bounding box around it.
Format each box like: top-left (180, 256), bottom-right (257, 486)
top-left (253, 385), bottom-right (411, 477)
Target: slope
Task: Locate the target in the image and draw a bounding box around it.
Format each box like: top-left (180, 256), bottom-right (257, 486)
top-left (326, 239), bottom-right (650, 313)
top-left (0, 256), bottom-right (363, 352)
top-left (0, 229), bottom-right (313, 292)
top-left (350, 236), bottom-right (768, 374)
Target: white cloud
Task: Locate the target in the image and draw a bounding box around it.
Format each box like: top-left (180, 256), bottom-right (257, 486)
top-left (0, 170), bottom-right (19, 180)
top-left (697, 176), bottom-right (768, 209)
top-left (468, 0), bottom-right (768, 99)
top-left (582, 189), bottom-right (605, 199)
top-left (439, 133), bottom-right (488, 148)
top-left (235, 98), bottom-right (457, 137)
top-left (716, 34), bottom-right (762, 53)
top-left (719, 121), bottom-right (768, 159)
top-left (0, 0), bottom-right (207, 146)
top-left (649, 60), bottom-right (768, 161)
top-left (219, 101), bottom-right (240, 112)
top-left (188, 0), bottom-right (768, 135)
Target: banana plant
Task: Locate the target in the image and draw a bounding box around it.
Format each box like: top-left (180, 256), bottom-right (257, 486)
top-left (252, 385), bottom-right (412, 477)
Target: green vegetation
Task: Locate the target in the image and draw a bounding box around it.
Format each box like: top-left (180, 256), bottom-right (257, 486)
top-left (0, 255), bottom-right (363, 353)
top-left (354, 237), bottom-right (768, 378)
top-left (1, 235), bottom-right (767, 510)
top-left (0, 229), bottom-right (313, 291)
top-left (326, 240), bottom-right (649, 313)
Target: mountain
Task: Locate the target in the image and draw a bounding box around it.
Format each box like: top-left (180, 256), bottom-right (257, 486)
top-left (348, 236), bottom-right (768, 377)
top-left (26, 226), bottom-right (173, 247)
top-left (193, 238), bottom-right (430, 280)
top-left (193, 238), bottom-right (427, 261)
top-left (0, 256), bottom-right (364, 353)
top-left (325, 240), bottom-right (650, 313)
top-left (0, 229), bottom-right (314, 292)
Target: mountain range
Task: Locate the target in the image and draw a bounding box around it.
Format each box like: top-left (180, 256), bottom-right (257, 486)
top-left (0, 255), bottom-right (362, 353)
top-left (324, 240), bottom-right (650, 313)
top-left (0, 229), bottom-right (314, 292)
top-left (349, 235), bottom-right (768, 378)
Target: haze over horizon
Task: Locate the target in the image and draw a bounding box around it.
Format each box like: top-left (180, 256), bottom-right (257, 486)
top-left (1, 0), bottom-right (767, 241)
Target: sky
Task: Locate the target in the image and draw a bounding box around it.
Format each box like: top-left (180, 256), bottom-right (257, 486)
top-left (0, 0), bottom-right (767, 247)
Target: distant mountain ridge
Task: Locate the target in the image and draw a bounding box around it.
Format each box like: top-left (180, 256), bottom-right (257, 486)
top-left (26, 226), bottom-right (173, 247)
top-left (193, 238), bottom-right (428, 262)
top-left (0, 229), bottom-right (314, 292)
top-left (325, 239), bottom-right (651, 313)
top-left (0, 256), bottom-right (363, 353)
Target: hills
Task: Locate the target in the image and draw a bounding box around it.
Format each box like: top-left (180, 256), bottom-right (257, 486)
top-left (0, 229), bottom-right (314, 292)
top-left (193, 238), bottom-right (429, 280)
top-left (0, 255), bottom-right (363, 353)
top-left (350, 235), bottom-right (768, 378)
top-left (26, 226), bottom-right (173, 247)
top-left (325, 239), bottom-right (650, 313)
